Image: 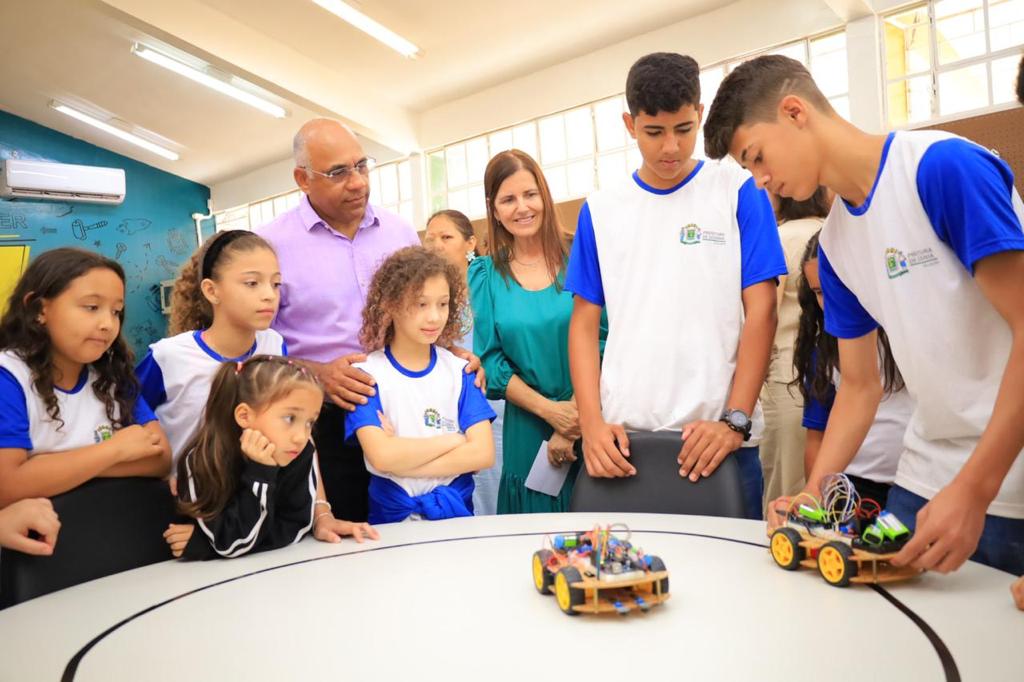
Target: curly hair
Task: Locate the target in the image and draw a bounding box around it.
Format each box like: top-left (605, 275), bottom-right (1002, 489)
top-left (177, 355), bottom-right (323, 519)
top-left (790, 231), bottom-right (904, 403)
top-left (168, 230), bottom-right (277, 335)
top-left (0, 248), bottom-right (140, 430)
top-left (359, 246), bottom-right (467, 352)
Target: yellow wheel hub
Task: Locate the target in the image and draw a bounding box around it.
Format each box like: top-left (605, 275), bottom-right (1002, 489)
top-left (771, 533), bottom-right (794, 565)
top-left (819, 546), bottom-right (847, 583)
top-left (555, 572), bottom-right (571, 611)
top-left (532, 554), bottom-right (545, 591)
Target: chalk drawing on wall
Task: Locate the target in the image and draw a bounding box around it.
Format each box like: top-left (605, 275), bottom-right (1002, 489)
top-left (118, 218), bottom-right (151, 235)
top-left (167, 228), bottom-right (191, 256)
top-left (71, 218), bottom-right (107, 241)
top-left (115, 242), bottom-right (127, 260)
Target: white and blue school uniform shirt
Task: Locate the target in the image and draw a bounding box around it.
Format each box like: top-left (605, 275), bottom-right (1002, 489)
top-left (818, 131), bottom-right (1024, 519)
top-left (135, 329), bottom-right (287, 464)
top-left (0, 350), bottom-right (156, 455)
top-left (564, 161), bottom-right (786, 440)
top-left (344, 345), bottom-right (495, 523)
top-left (803, 369), bottom-right (913, 485)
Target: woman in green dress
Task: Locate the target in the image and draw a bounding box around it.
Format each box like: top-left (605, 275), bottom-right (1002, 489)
top-left (469, 149), bottom-right (606, 514)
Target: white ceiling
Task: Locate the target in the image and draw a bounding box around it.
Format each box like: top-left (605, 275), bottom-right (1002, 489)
top-left (0, 0), bottom-right (864, 188)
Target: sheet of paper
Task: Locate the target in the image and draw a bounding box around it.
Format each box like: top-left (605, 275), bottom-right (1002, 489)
top-left (524, 440), bottom-right (572, 497)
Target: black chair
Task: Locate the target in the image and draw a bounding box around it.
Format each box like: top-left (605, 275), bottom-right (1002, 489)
top-left (569, 430), bottom-right (748, 518)
top-left (0, 477), bottom-right (176, 608)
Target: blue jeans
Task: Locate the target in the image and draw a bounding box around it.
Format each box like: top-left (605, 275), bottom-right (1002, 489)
top-left (734, 446), bottom-right (764, 521)
top-left (886, 485), bottom-right (1024, 576)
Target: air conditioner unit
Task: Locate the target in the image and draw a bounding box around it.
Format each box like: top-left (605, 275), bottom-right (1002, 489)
top-left (0, 159), bottom-right (126, 205)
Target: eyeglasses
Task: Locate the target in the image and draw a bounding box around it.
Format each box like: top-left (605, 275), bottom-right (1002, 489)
top-left (302, 157), bottom-right (376, 183)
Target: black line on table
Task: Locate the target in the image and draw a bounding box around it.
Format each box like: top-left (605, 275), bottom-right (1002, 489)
top-left (62, 529), bottom-right (956, 681)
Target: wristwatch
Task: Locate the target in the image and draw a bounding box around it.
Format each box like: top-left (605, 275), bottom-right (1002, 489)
top-left (720, 408), bottom-right (752, 441)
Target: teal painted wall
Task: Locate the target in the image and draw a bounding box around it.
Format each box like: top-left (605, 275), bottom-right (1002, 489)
top-left (0, 109), bottom-right (216, 359)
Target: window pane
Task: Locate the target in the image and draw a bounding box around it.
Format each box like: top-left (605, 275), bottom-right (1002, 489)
top-left (398, 160), bottom-right (411, 200)
top-left (379, 163), bottom-right (398, 205)
top-left (545, 165), bottom-right (568, 201)
top-left (467, 184), bottom-right (486, 219)
top-left (990, 0), bottom-right (1024, 51)
top-left (429, 152), bottom-right (446, 195)
top-left (564, 107), bottom-right (594, 159)
top-left (566, 158), bottom-right (594, 198)
top-left (284, 191), bottom-right (301, 210)
top-left (489, 129), bottom-right (513, 155)
top-left (272, 194), bottom-right (291, 216)
top-left (992, 54), bottom-right (1022, 104)
top-left (627, 147), bottom-right (642, 173)
top-left (466, 137), bottom-right (489, 185)
top-left (935, 0), bottom-right (986, 65)
top-left (597, 151), bottom-right (626, 189)
top-left (829, 95), bottom-right (851, 121)
top-left (594, 96), bottom-right (627, 151)
top-left (769, 41), bottom-right (807, 65)
top-left (884, 6), bottom-right (931, 79)
top-left (446, 144), bottom-right (467, 189)
top-left (938, 61), bottom-right (989, 115)
top-left (447, 188), bottom-right (468, 216)
top-left (539, 114), bottom-right (567, 165)
top-left (810, 32), bottom-right (848, 98)
top-left (512, 122), bottom-right (538, 160)
top-left (430, 194), bottom-right (447, 213)
top-left (887, 75), bottom-right (933, 126)
top-left (699, 66), bottom-right (724, 108)
top-left (399, 201), bottom-right (413, 225)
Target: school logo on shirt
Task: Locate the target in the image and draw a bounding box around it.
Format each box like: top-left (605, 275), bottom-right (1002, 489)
top-left (885, 246), bottom-right (939, 279)
top-left (679, 224), bottom-right (726, 246)
top-left (885, 248), bottom-right (909, 279)
top-left (680, 224), bottom-right (702, 245)
top-left (93, 424), bottom-right (114, 443)
top-left (423, 408), bottom-right (456, 432)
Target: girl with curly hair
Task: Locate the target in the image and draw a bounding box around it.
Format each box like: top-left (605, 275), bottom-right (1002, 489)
top-left (163, 354), bottom-right (376, 559)
top-left (136, 230), bottom-right (287, 478)
top-left (345, 246), bottom-right (495, 524)
top-left (789, 231), bottom-right (909, 509)
top-left (0, 248), bottom-right (170, 508)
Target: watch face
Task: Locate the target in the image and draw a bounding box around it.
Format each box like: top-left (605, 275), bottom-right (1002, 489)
top-left (729, 411), bottom-right (750, 428)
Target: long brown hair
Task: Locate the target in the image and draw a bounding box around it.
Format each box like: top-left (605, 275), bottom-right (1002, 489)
top-left (359, 246), bottom-right (467, 352)
top-left (168, 230), bottom-right (277, 335)
top-left (483, 150), bottom-right (568, 285)
top-left (0, 248), bottom-right (139, 430)
top-left (776, 186), bottom-right (831, 223)
top-left (790, 231), bottom-right (904, 402)
top-left (176, 355), bottom-right (322, 519)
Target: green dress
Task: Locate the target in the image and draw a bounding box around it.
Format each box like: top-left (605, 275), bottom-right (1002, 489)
top-left (468, 256), bottom-right (606, 514)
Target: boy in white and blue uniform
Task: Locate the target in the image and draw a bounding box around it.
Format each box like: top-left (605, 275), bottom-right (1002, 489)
top-left (344, 346), bottom-right (495, 524)
top-left (136, 329), bottom-right (287, 464)
top-left (704, 54), bottom-right (1024, 575)
top-left (566, 52), bottom-right (786, 520)
top-left (0, 350), bottom-right (157, 454)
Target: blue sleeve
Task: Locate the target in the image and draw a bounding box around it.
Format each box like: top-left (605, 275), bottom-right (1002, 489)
top-left (801, 383), bottom-right (836, 431)
top-left (737, 177), bottom-right (787, 288)
top-left (280, 338), bottom-right (289, 357)
top-left (564, 202), bottom-right (606, 306)
top-left (0, 368), bottom-right (32, 450)
top-left (344, 392), bottom-right (384, 442)
top-left (457, 370), bottom-right (496, 432)
top-left (917, 139), bottom-right (1024, 273)
top-left (134, 350), bottom-right (167, 410)
top-left (131, 394), bottom-right (157, 425)
top-left (819, 246), bottom-right (879, 339)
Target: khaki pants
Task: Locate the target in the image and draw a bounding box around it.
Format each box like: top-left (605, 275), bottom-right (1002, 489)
top-left (758, 381), bottom-right (806, 515)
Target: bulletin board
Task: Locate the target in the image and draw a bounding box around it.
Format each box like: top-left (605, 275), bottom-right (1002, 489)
top-left (922, 106), bottom-right (1024, 194)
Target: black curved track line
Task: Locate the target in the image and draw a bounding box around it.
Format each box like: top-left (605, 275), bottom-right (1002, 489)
top-left (62, 528), bottom-right (958, 681)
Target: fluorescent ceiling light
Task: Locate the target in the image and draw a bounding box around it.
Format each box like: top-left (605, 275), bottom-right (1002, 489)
top-left (132, 44), bottom-right (287, 118)
top-left (50, 102), bottom-right (180, 161)
top-left (312, 0), bottom-right (420, 58)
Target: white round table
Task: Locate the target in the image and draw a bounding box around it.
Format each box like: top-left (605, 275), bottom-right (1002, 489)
top-left (0, 513), bottom-right (1020, 681)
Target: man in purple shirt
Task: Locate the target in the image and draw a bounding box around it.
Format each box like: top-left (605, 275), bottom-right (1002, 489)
top-left (257, 119), bottom-right (421, 521)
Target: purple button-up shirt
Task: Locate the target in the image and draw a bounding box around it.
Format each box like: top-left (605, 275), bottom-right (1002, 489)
top-left (256, 195), bottom-right (420, 363)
